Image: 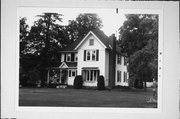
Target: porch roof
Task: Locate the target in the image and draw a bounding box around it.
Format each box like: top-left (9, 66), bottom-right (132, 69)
top-left (82, 67), bottom-right (99, 70)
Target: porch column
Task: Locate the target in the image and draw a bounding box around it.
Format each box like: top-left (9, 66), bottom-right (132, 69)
top-left (59, 69), bottom-right (62, 83)
top-left (47, 70), bottom-right (50, 85)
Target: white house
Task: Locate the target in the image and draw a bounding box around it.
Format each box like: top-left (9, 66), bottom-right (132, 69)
top-left (47, 28), bottom-right (129, 88)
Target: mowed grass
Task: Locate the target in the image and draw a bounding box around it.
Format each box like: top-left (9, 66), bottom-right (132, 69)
top-left (19, 88), bottom-right (157, 108)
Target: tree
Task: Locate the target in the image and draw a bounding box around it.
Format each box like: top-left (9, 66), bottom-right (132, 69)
top-left (21, 13), bottom-right (67, 86)
top-left (65, 13), bottom-right (103, 43)
top-left (119, 14), bottom-right (158, 89)
top-left (20, 17), bottom-right (29, 55)
top-left (119, 14), bottom-right (158, 57)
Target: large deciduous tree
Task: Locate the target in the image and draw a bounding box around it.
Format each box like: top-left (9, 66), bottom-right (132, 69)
top-left (20, 17), bottom-right (29, 55)
top-left (65, 13), bottom-right (103, 43)
top-left (20, 13), bottom-right (67, 86)
top-left (119, 14), bottom-right (158, 89)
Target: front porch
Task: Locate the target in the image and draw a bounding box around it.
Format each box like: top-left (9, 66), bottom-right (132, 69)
top-left (46, 68), bottom-right (68, 86)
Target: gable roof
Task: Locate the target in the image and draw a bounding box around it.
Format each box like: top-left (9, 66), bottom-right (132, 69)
top-left (59, 62), bottom-right (77, 68)
top-left (60, 28), bottom-right (112, 52)
top-left (59, 28), bottom-right (126, 56)
top-left (91, 28), bottom-right (111, 49)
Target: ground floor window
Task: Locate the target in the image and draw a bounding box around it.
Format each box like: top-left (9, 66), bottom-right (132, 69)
top-left (124, 72), bottom-right (128, 82)
top-left (82, 70), bottom-right (99, 82)
top-left (117, 70), bottom-right (121, 82)
top-left (68, 69), bottom-right (77, 77)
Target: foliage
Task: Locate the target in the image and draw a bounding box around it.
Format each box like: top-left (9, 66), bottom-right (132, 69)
top-left (20, 13), bottom-right (103, 87)
top-left (119, 14), bottom-right (158, 89)
top-left (65, 13), bottom-right (103, 43)
top-left (73, 75), bottom-right (83, 89)
top-left (97, 75), bottom-right (105, 90)
top-left (20, 13), bottom-right (66, 86)
top-left (20, 67), bottom-right (41, 87)
top-left (20, 17), bottom-right (29, 55)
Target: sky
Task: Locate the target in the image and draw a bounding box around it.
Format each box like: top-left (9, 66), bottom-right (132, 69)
top-left (18, 7), bottom-right (127, 37)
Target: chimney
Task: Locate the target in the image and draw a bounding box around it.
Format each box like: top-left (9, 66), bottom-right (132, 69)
top-left (108, 34), bottom-right (116, 89)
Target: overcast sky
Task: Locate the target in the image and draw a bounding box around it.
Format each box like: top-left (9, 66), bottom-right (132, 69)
top-left (18, 7), bottom-right (127, 37)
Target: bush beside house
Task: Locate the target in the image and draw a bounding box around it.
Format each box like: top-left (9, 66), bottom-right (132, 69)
top-left (97, 75), bottom-right (105, 90)
top-left (73, 75), bottom-right (83, 89)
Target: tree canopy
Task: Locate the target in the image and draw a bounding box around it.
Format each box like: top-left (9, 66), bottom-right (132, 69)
top-left (65, 13), bottom-right (103, 43)
top-left (119, 14), bottom-right (158, 89)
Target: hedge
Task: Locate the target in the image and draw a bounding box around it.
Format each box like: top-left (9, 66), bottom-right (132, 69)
top-left (73, 75), bottom-right (83, 89)
top-left (97, 75), bottom-right (105, 90)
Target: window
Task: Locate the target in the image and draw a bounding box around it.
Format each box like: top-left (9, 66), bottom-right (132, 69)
top-left (117, 55), bottom-right (121, 64)
top-left (87, 51), bottom-right (91, 61)
top-left (124, 72), bottom-right (127, 82)
top-left (66, 53), bottom-right (71, 62)
top-left (89, 39), bottom-right (94, 46)
top-left (84, 70), bottom-right (99, 82)
top-left (84, 50), bottom-right (99, 61)
top-left (126, 72), bottom-right (128, 82)
top-left (71, 53), bottom-right (75, 62)
top-left (92, 50), bottom-right (96, 61)
top-left (72, 70), bottom-right (76, 77)
top-left (117, 71), bottom-right (121, 82)
top-left (75, 53), bottom-right (78, 62)
top-left (68, 70), bottom-right (77, 77)
top-left (69, 70), bottom-right (71, 77)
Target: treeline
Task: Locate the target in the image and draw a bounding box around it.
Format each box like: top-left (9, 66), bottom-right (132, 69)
top-left (20, 13), bottom-right (158, 89)
top-left (20, 13), bottom-right (103, 87)
top-left (119, 14), bottom-right (158, 89)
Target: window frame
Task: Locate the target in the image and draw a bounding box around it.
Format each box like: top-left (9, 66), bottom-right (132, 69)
top-left (117, 70), bottom-right (121, 82)
top-left (71, 70), bottom-right (76, 77)
top-left (74, 53), bottom-right (78, 62)
top-left (124, 71), bottom-right (127, 82)
top-left (89, 39), bottom-right (94, 46)
top-left (66, 53), bottom-right (71, 62)
top-left (85, 70), bottom-right (99, 82)
top-left (86, 50), bottom-right (96, 61)
top-left (68, 69), bottom-right (77, 77)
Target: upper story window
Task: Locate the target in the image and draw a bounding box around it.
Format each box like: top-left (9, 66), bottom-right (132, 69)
top-left (66, 53), bottom-right (71, 62)
top-left (75, 53), bottom-right (78, 62)
top-left (87, 51), bottom-right (91, 61)
top-left (65, 53), bottom-right (78, 62)
top-left (92, 50), bottom-right (96, 61)
top-left (89, 39), bottom-right (94, 46)
top-left (84, 50), bottom-right (99, 61)
top-left (117, 55), bottom-right (121, 64)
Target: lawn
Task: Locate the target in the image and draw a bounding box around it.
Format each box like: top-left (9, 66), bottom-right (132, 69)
top-left (19, 88), bottom-right (157, 108)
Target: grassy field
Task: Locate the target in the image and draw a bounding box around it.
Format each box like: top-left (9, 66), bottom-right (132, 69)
top-left (19, 88), bottom-right (157, 108)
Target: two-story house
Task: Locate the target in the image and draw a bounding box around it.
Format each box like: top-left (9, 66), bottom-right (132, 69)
top-left (47, 28), bottom-right (129, 88)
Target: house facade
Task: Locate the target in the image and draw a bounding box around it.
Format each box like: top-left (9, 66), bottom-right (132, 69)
top-left (47, 29), bottom-right (129, 88)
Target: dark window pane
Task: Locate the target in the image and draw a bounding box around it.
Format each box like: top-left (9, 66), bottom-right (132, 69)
top-left (89, 39), bottom-right (94, 45)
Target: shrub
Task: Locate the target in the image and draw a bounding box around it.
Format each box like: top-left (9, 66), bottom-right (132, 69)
top-left (134, 79), bottom-right (143, 89)
top-left (20, 67), bottom-right (41, 87)
top-left (97, 75), bottom-right (105, 90)
top-left (73, 75), bottom-right (83, 89)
